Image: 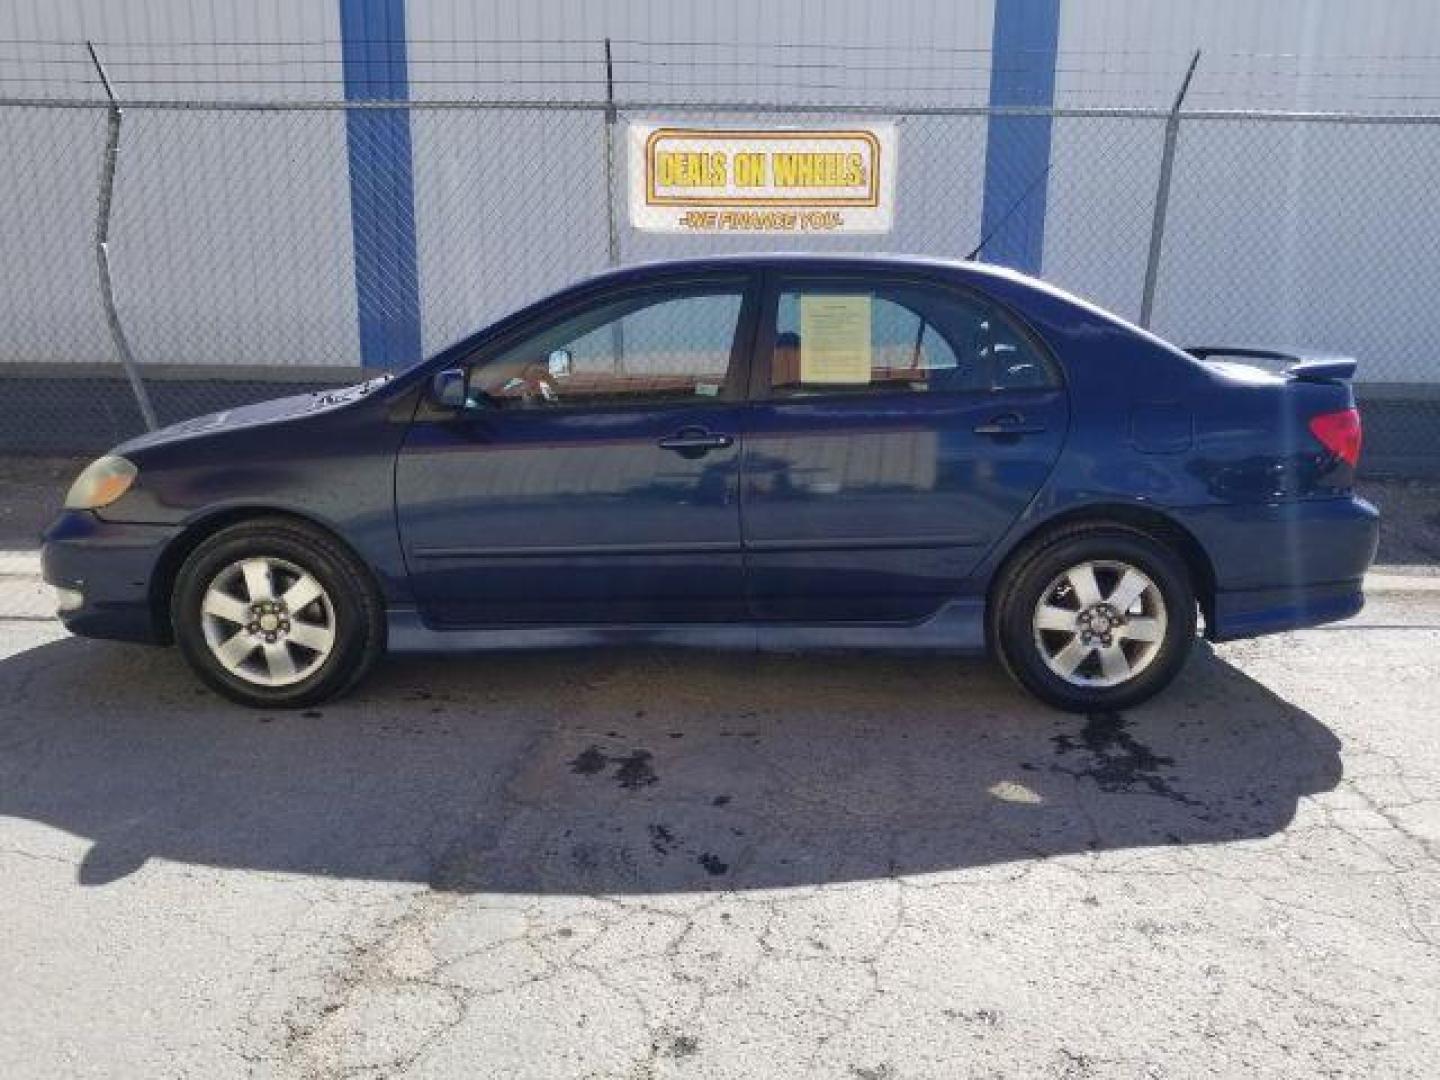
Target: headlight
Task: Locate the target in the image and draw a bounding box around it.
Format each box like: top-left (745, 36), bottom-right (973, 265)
top-left (64, 455), bottom-right (138, 510)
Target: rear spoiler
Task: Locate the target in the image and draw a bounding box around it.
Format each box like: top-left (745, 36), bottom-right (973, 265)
top-left (1184, 346), bottom-right (1356, 383)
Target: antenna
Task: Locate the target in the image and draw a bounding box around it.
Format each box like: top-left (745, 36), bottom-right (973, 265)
top-left (968, 47), bottom-right (1200, 265)
top-left (965, 157), bottom-right (1055, 262)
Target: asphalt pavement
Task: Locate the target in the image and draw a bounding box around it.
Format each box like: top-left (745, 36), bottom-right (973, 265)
top-left (2, 554), bottom-right (1438, 1078)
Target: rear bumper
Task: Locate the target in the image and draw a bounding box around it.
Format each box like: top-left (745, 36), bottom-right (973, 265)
top-left (40, 510), bottom-right (180, 644)
top-left (1208, 579), bottom-right (1365, 642)
top-left (1174, 496), bottom-right (1379, 641)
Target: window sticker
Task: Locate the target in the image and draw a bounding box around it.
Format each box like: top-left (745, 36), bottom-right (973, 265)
top-left (799, 294), bottom-right (872, 383)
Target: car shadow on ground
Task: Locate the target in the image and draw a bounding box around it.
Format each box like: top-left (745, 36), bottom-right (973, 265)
top-left (0, 635), bottom-right (1341, 892)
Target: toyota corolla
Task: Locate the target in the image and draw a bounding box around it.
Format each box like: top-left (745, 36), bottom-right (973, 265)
top-left (42, 254), bottom-right (1378, 711)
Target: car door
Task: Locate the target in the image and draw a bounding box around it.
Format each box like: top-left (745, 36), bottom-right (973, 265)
top-left (742, 271), bottom-right (1068, 622)
top-left (397, 275), bottom-right (758, 627)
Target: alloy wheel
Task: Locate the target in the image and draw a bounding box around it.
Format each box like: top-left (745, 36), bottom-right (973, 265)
top-left (1031, 559), bottom-right (1168, 688)
top-left (200, 556), bottom-right (336, 687)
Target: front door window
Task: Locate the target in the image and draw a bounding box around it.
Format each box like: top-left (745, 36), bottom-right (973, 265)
top-left (469, 287), bottom-right (747, 410)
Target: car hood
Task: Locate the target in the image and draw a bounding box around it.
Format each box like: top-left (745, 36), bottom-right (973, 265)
top-left (113, 377), bottom-right (393, 458)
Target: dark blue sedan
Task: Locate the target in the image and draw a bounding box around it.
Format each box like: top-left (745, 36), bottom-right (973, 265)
top-left (42, 255), bottom-right (1378, 711)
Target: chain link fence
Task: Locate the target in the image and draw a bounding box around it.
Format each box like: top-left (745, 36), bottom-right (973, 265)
top-left (0, 48), bottom-right (1437, 474)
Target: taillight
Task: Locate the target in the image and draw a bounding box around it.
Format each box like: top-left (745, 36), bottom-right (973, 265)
top-left (1308, 408), bottom-right (1362, 466)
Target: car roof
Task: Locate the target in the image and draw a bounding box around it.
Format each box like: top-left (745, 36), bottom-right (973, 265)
top-left (581, 251), bottom-right (1029, 287)
top-left (422, 250), bottom-right (1163, 375)
top-left (575, 252), bottom-right (1140, 332)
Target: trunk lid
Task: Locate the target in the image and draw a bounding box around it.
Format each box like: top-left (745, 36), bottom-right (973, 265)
top-left (1185, 346), bottom-right (1361, 499)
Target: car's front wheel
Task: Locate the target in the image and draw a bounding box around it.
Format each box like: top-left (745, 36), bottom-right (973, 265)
top-left (171, 518), bottom-right (384, 708)
top-left (992, 525), bottom-right (1197, 712)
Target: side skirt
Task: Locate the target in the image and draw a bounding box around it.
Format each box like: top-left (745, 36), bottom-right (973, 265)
top-left (386, 600), bottom-right (987, 655)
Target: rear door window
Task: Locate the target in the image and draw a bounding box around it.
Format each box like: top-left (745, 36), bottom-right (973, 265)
top-left (769, 280), bottom-right (1056, 397)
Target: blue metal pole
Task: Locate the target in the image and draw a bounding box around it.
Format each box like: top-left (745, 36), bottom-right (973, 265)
top-left (339, 0), bottom-right (421, 368)
top-left (979, 0), bottom-right (1061, 273)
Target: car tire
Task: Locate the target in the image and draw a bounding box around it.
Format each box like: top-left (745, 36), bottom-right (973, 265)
top-left (171, 517), bottom-right (385, 709)
top-left (991, 524), bottom-right (1197, 713)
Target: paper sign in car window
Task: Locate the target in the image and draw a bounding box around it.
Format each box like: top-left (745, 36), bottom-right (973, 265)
top-left (799, 294), bottom-right (872, 383)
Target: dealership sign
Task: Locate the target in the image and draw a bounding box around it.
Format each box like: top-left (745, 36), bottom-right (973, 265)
top-left (628, 124), bottom-right (897, 234)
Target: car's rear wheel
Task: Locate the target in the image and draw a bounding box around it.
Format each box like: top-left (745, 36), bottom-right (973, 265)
top-left (172, 518), bottom-right (384, 708)
top-left (992, 525), bottom-right (1196, 712)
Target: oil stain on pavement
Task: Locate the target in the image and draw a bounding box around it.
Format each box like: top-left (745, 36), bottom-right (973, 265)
top-left (1047, 711), bottom-right (1199, 806)
top-left (568, 744), bottom-right (658, 789)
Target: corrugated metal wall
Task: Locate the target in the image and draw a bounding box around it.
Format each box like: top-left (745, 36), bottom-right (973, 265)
top-left (3, 1), bottom-right (1440, 382)
top-left (0, 0), bottom-right (341, 101)
top-left (0, 0), bottom-right (359, 371)
top-left (13, 0), bottom-right (1436, 108)
top-left (1048, 1), bottom-right (1440, 384)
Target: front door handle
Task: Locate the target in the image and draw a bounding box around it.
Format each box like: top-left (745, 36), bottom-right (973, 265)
top-left (973, 413), bottom-right (1047, 437)
top-left (657, 428), bottom-right (734, 458)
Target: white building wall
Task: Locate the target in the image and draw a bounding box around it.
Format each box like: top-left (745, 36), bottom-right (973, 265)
top-left (0, 1), bottom-right (1438, 381)
top-left (404, 0), bottom-right (996, 351)
top-left (0, 0), bottom-right (341, 102)
top-left (1045, 1), bottom-right (1440, 382)
top-left (0, 0), bottom-right (358, 369)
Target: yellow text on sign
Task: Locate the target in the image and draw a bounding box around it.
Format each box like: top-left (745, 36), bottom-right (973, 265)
top-left (654, 150), bottom-right (868, 189)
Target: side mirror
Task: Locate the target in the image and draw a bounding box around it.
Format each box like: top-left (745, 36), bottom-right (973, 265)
top-left (547, 348), bottom-right (573, 379)
top-left (430, 367), bottom-right (468, 411)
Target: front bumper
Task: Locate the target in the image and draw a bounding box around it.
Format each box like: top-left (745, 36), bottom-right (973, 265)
top-left (41, 510), bottom-right (181, 644)
top-left (1174, 495), bottom-right (1379, 641)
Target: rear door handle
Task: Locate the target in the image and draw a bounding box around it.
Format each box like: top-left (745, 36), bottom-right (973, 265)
top-left (973, 413), bottom-right (1046, 437)
top-left (658, 428), bottom-right (734, 457)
